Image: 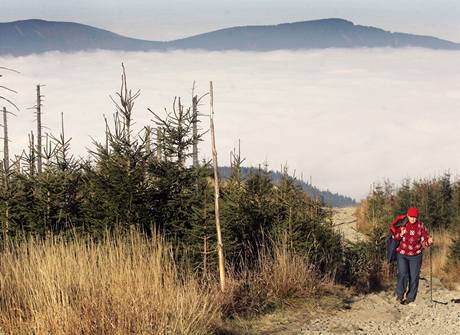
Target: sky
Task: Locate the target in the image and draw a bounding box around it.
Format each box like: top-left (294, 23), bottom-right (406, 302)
top-left (1, 0), bottom-right (460, 42)
top-left (1, 1), bottom-right (460, 200)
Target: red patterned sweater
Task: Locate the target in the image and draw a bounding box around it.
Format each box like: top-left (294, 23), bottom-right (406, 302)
top-left (392, 219), bottom-right (430, 256)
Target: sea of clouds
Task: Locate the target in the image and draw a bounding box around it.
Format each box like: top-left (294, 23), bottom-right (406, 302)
top-left (1, 48), bottom-right (459, 200)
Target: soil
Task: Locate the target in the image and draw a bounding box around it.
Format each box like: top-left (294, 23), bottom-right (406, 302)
top-left (301, 206), bottom-right (460, 335)
top-left (238, 207), bottom-right (460, 335)
top-left (301, 280), bottom-right (460, 335)
top-left (331, 206), bottom-right (365, 243)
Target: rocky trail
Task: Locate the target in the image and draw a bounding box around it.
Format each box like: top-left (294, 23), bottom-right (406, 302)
top-left (299, 207), bottom-right (460, 335)
top-left (303, 277), bottom-right (460, 334)
top-left (249, 207), bottom-right (460, 335)
top-left (331, 207), bottom-right (365, 243)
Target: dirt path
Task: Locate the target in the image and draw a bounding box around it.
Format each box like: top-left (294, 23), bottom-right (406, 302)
top-left (299, 206), bottom-right (460, 335)
top-left (242, 207), bottom-right (460, 335)
top-left (331, 206), bottom-right (365, 243)
top-left (302, 279), bottom-right (460, 334)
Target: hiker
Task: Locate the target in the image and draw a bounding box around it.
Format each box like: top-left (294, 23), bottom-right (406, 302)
top-left (391, 207), bottom-right (433, 306)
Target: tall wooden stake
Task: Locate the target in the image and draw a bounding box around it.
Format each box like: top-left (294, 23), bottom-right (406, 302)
top-left (192, 94), bottom-right (199, 167)
top-left (2, 107), bottom-right (9, 240)
top-left (3, 107), bottom-right (9, 175)
top-left (209, 81), bottom-right (225, 292)
top-left (156, 127), bottom-right (162, 161)
top-left (145, 126), bottom-right (152, 157)
top-left (36, 85), bottom-right (43, 174)
top-left (29, 131), bottom-right (35, 177)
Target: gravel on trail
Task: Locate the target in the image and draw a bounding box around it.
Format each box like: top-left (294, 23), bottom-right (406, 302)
top-left (300, 207), bottom-right (460, 335)
top-left (301, 278), bottom-right (460, 335)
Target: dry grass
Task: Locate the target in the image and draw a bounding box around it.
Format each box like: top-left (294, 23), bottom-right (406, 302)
top-left (0, 231), bottom-right (341, 334)
top-left (355, 200), bottom-right (373, 234)
top-left (219, 243), bottom-right (344, 334)
top-left (441, 264), bottom-right (460, 289)
top-left (421, 229), bottom-right (452, 279)
top-left (257, 243), bottom-right (320, 300)
top-left (420, 229), bottom-right (460, 289)
top-left (223, 242), bottom-right (332, 318)
top-left (0, 233), bottom-right (221, 335)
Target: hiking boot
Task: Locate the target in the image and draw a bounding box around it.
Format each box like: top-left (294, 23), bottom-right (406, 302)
top-left (402, 300), bottom-right (417, 307)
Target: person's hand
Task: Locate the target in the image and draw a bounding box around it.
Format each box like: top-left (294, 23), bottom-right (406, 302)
top-left (428, 237), bottom-right (433, 246)
top-left (400, 227), bottom-right (406, 236)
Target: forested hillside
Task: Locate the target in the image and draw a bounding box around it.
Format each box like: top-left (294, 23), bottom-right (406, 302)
top-left (220, 166), bottom-right (356, 207)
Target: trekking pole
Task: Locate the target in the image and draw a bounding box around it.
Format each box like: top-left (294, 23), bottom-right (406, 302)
top-left (430, 246), bottom-right (433, 303)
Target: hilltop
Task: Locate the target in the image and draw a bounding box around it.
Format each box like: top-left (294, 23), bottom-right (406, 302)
top-left (1, 18), bottom-right (459, 55)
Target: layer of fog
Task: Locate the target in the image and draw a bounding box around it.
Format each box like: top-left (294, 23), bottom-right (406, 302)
top-left (1, 49), bottom-right (459, 200)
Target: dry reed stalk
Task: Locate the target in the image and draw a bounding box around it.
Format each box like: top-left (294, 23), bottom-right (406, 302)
top-left (0, 232), bottom-right (221, 335)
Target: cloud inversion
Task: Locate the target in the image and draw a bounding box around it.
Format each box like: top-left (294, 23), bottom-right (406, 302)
top-left (1, 48), bottom-right (459, 199)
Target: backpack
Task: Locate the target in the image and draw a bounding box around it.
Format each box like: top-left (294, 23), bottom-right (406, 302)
top-left (386, 216), bottom-right (408, 263)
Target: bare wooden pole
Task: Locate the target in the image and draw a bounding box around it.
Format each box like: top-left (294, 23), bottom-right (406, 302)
top-left (36, 85), bottom-right (43, 174)
top-left (192, 93), bottom-right (199, 167)
top-left (145, 126), bottom-right (152, 157)
top-left (28, 131), bottom-right (35, 177)
top-left (3, 107), bottom-right (9, 175)
top-left (156, 127), bottom-right (162, 161)
top-left (209, 81), bottom-right (225, 292)
top-left (2, 107), bottom-right (9, 240)
top-left (177, 97), bottom-right (184, 165)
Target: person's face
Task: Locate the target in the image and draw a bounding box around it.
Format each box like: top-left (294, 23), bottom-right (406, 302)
top-left (408, 216), bottom-right (417, 224)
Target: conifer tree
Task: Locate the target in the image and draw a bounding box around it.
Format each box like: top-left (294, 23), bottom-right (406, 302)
top-left (86, 64), bottom-right (150, 233)
top-left (393, 178), bottom-right (413, 216)
top-left (451, 179), bottom-right (460, 229)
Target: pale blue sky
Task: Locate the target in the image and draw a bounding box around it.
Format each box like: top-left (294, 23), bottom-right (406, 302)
top-left (2, 0), bottom-right (460, 42)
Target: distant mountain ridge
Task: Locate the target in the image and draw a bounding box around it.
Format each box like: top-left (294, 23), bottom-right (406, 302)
top-left (1, 18), bottom-right (459, 55)
top-left (0, 19), bottom-right (164, 55)
top-left (219, 166), bottom-right (356, 208)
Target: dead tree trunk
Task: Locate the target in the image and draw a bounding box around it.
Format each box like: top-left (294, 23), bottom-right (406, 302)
top-left (103, 115), bottom-right (110, 152)
top-left (28, 131), bottom-right (35, 177)
top-left (145, 126), bottom-right (152, 157)
top-left (177, 97), bottom-right (184, 166)
top-left (2, 106), bottom-right (8, 240)
top-left (3, 107), bottom-right (9, 175)
top-left (192, 94), bottom-right (199, 167)
top-left (156, 127), bottom-right (162, 161)
top-left (36, 85), bottom-right (43, 174)
top-left (209, 81), bottom-right (225, 292)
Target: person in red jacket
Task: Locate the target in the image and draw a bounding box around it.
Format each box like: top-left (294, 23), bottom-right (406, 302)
top-left (392, 207), bottom-right (433, 306)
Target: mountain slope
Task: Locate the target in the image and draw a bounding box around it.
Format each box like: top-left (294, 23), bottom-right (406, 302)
top-left (1, 18), bottom-right (459, 55)
top-left (170, 18), bottom-right (460, 51)
top-left (0, 19), bottom-right (164, 55)
top-left (219, 166), bottom-right (356, 208)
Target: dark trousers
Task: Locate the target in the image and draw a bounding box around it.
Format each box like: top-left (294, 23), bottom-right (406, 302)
top-left (396, 253), bottom-right (423, 302)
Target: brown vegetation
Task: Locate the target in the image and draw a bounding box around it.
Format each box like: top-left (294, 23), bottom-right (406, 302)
top-left (0, 232), bottom-right (334, 334)
top-left (0, 233), bottom-right (221, 335)
top-left (223, 242), bottom-right (328, 318)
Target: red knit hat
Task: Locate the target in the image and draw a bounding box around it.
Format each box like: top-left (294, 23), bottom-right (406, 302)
top-left (407, 207), bottom-right (419, 217)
